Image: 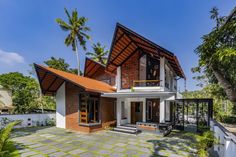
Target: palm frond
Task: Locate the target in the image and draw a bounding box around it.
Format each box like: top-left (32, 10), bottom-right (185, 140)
top-left (64, 8), bottom-right (73, 25)
top-left (72, 9), bottom-right (78, 23)
top-left (56, 18), bottom-right (71, 31)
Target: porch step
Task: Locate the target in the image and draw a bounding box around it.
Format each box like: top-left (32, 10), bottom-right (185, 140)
top-left (113, 127), bottom-right (137, 134)
top-left (121, 124), bottom-right (137, 128)
top-left (118, 125), bottom-right (137, 130)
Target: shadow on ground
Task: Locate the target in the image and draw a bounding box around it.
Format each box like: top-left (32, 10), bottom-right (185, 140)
top-left (147, 130), bottom-right (198, 157)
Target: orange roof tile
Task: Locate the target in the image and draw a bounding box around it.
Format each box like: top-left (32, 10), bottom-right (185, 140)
top-left (34, 64), bottom-right (115, 93)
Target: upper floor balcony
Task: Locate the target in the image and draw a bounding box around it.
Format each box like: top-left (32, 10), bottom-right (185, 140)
top-left (132, 79), bottom-right (162, 91)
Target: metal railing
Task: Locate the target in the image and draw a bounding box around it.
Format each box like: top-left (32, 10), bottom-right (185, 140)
top-left (133, 80), bottom-right (162, 87)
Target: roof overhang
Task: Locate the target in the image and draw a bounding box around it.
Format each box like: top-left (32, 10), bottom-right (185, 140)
top-left (106, 23), bottom-right (185, 79)
top-left (34, 64), bottom-right (116, 96)
top-left (101, 91), bottom-right (176, 98)
top-left (34, 64), bottom-right (65, 96)
top-left (84, 58), bottom-right (106, 77)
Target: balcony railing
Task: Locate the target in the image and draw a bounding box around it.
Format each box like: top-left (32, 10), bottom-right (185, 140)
top-left (133, 80), bottom-right (161, 87)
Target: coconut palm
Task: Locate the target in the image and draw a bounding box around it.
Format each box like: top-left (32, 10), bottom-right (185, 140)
top-left (86, 42), bottom-right (109, 65)
top-left (56, 8), bottom-right (90, 75)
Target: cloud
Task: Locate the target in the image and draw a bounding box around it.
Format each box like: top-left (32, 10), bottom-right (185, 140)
top-left (0, 49), bottom-right (25, 65)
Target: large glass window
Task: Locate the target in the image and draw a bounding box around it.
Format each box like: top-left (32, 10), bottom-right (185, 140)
top-left (79, 93), bottom-right (100, 124)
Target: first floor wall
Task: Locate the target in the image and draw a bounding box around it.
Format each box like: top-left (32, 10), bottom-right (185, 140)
top-left (55, 82), bottom-right (116, 133)
top-left (116, 95), bottom-right (176, 125)
top-left (55, 82), bottom-right (176, 132)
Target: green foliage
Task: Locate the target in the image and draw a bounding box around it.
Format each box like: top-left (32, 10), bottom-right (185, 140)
top-left (0, 121), bottom-right (21, 156)
top-left (56, 8), bottom-right (90, 51)
top-left (193, 7), bottom-right (236, 106)
top-left (45, 118), bottom-right (56, 126)
top-left (0, 72), bottom-right (39, 113)
top-left (44, 56), bottom-right (79, 74)
top-left (0, 72), bottom-right (55, 113)
top-left (220, 115), bottom-right (236, 124)
top-left (195, 131), bottom-right (216, 157)
top-left (56, 8), bottom-right (90, 75)
top-left (0, 118), bottom-right (14, 128)
top-left (182, 84), bottom-right (234, 121)
top-left (86, 42), bottom-right (109, 64)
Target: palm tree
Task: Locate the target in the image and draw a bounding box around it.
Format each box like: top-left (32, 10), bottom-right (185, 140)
top-left (86, 42), bottom-right (109, 64)
top-left (56, 8), bottom-right (90, 75)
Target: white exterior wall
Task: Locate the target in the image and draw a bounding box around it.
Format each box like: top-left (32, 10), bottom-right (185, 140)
top-left (56, 83), bottom-right (66, 128)
top-left (210, 120), bottom-right (236, 157)
top-left (116, 95), bottom-right (176, 125)
top-left (0, 113), bottom-right (55, 129)
top-left (160, 57), bottom-right (165, 89)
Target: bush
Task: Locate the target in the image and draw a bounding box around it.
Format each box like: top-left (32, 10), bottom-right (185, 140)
top-left (220, 115), bottom-right (236, 124)
top-left (45, 118), bottom-right (55, 126)
top-left (0, 121), bottom-right (21, 156)
top-left (196, 131), bottom-right (216, 157)
top-left (0, 118), bottom-right (14, 129)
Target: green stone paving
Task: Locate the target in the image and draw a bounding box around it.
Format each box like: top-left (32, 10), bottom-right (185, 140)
top-left (12, 127), bottom-right (198, 157)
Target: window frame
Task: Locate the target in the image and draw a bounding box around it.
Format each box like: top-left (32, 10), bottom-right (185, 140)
top-left (78, 93), bottom-right (101, 126)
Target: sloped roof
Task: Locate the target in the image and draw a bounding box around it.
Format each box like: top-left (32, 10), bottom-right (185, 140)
top-left (84, 58), bottom-right (115, 78)
top-left (84, 58), bottom-right (106, 77)
top-left (106, 23), bottom-right (185, 78)
top-left (34, 64), bottom-right (115, 95)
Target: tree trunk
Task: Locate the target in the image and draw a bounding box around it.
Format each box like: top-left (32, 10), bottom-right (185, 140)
top-left (75, 44), bottom-right (80, 76)
top-left (212, 66), bottom-right (236, 107)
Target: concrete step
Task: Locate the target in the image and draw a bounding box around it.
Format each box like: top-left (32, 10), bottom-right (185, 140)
top-left (117, 126), bottom-right (137, 131)
top-left (122, 124), bottom-right (137, 128)
top-left (113, 127), bottom-right (137, 134)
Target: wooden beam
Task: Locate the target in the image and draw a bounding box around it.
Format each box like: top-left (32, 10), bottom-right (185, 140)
top-left (45, 76), bottom-right (58, 92)
top-left (110, 41), bottom-right (133, 64)
top-left (87, 64), bottom-right (98, 76)
top-left (85, 60), bottom-right (93, 75)
top-left (40, 71), bottom-right (48, 84)
top-left (115, 33), bottom-right (125, 44)
top-left (118, 48), bottom-right (139, 66)
top-left (134, 41), bottom-right (156, 50)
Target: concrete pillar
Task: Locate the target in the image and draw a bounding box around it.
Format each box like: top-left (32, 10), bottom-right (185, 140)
top-left (116, 98), bottom-right (121, 126)
top-left (159, 97), bottom-right (165, 123)
top-left (116, 66), bottom-right (121, 91)
top-left (143, 99), bottom-right (146, 122)
top-left (160, 57), bottom-right (165, 90)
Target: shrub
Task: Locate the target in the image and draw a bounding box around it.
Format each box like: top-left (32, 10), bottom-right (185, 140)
top-left (196, 131), bottom-right (216, 157)
top-left (220, 115), bottom-right (236, 124)
top-left (45, 118), bottom-right (56, 126)
top-left (0, 118), bottom-right (14, 129)
top-left (0, 121), bottom-right (21, 156)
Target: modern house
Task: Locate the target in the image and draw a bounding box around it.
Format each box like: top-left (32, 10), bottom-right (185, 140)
top-left (35, 23), bottom-right (212, 133)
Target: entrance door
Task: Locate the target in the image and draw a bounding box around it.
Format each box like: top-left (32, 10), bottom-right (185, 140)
top-left (131, 102), bottom-right (143, 124)
top-left (146, 99), bottom-right (160, 123)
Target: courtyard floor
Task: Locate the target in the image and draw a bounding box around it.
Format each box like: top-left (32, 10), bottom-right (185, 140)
top-left (12, 127), bottom-right (198, 157)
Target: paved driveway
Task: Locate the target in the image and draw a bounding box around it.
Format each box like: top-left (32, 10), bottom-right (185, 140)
top-left (12, 127), bottom-right (197, 157)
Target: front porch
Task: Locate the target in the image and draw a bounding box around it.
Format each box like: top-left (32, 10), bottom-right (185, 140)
top-left (101, 92), bottom-right (176, 135)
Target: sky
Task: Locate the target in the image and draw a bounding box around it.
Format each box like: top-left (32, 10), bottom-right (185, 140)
top-left (0, 0), bottom-right (235, 91)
